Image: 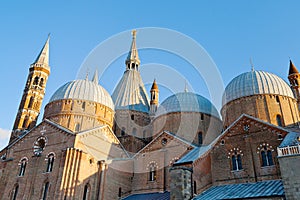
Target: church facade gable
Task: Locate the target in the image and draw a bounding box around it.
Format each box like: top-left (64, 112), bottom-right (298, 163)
top-left (131, 131), bottom-right (194, 193)
top-left (210, 114), bottom-right (287, 185)
top-left (0, 120), bottom-right (76, 200)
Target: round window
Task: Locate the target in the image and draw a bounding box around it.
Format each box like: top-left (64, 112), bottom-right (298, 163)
top-left (33, 136), bottom-right (47, 156)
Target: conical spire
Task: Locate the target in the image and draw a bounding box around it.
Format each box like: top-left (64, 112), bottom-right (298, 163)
top-left (92, 69), bottom-right (99, 84)
top-left (33, 35), bottom-right (50, 66)
top-left (289, 60), bottom-right (299, 75)
top-left (151, 79), bottom-right (158, 90)
top-left (125, 30), bottom-right (140, 70)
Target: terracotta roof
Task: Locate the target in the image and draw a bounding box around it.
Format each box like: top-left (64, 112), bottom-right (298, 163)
top-left (289, 60), bottom-right (299, 75)
top-left (151, 79), bottom-right (159, 90)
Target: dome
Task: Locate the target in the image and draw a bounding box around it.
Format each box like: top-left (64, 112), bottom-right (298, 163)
top-left (223, 70), bottom-right (294, 106)
top-left (156, 92), bottom-right (220, 118)
top-left (49, 79), bottom-right (114, 110)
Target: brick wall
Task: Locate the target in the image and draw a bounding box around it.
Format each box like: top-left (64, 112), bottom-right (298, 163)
top-left (278, 154), bottom-right (300, 200)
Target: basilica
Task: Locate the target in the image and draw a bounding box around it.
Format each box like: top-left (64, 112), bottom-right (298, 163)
top-left (0, 31), bottom-right (300, 200)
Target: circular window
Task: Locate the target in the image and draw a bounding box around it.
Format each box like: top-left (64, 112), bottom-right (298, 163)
top-left (161, 138), bottom-right (167, 146)
top-left (33, 136), bottom-right (47, 156)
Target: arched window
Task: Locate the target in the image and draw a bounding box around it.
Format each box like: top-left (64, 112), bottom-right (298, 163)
top-left (121, 127), bottom-right (125, 136)
top-left (200, 113), bottom-right (204, 120)
top-left (275, 96), bottom-right (280, 103)
top-left (231, 154), bottom-right (243, 171)
top-left (12, 184), bottom-right (19, 200)
top-left (149, 163), bottom-right (157, 181)
top-left (33, 76), bottom-right (39, 85)
top-left (193, 181), bottom-right (197, 195)
top-left (231, 155), bottom-right (237, 170)
top-left (28, 96), bottom-right (35, 109)
top-left (82, 102), bottom-right (86, 110)
top-left (46, 154), bottom-right (55, 172)
top-left (261, 151), bottom-right (267, 166)
top-left (42, 182), bottom-right (50, 200)
top-left (198, 132), bottom-right (203, 146)
top-left (82, 183), bottom-right (90, 200)
top-left (131, 114), bottom-right (134, 120)
top-left (237, 154), bottom-right (242, 169)
top-left (228, 148), bottom-right (243, 171)
top-left (118, 187), bottom-right (122, 198)
top-left (39, 78), bottom-right (44, 87)
top-left (18, 158), bottom-right (28, 176)
top-left (258, 144), bottom-right (274, 167)
top-left (267, 150), bottom-right (274, 166)
top-left (75, 123), bottom-right (80, 132)
top-left (276, 115), bottom-right (283, 126)
top-left (22, 117), bottom-right (29, 128)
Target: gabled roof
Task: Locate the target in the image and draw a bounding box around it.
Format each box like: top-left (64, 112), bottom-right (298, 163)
top-left (176, 114), bottom-right (289, 165)
top-left (7, 119), bottom-right (74, 149)
top-left (279, 131), bottom-right (300, 148)
top-left (194, 180), bottom-right (284, 200)
top-left (175, 145), bottom-right (211, 165)
top-left (122, 191), bottom-right (170, 200)
top-left (76, 125), bottom-right (130, 160)
top-left (133, 130), bottom-right (196, 158)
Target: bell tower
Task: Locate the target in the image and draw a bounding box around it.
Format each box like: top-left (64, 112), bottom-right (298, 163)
top-left (288, 60), bottom-right (300, 110)
top-left (11, 36), bottom-right (50, 142)
top-left (150, 79), bottom-right (159, 115)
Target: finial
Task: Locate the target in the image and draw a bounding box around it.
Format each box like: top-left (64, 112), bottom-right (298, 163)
top-left (184, 80), bottom-right (188, 92)
top-left (132, 30), bottom-right (137, 38)
top-left (85, 68), bottom-right (89, 80)
top-left (250, 58), bottom-right (254, 72)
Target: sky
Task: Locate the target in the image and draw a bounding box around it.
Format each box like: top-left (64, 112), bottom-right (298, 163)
top-left (1, 0), bottom-right (300, 149)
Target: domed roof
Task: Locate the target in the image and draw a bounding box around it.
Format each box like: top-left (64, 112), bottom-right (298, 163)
top-left (49, 79), bottom-right (114, 110)
top-left (223, 70), bottom-right (294, 106)
top-left (156, 92), bottom-right (220, 118)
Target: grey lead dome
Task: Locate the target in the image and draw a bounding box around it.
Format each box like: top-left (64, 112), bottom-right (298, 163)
top-left (49, 79), bottom-right (115, 110)
top-left (223, 70), bottom-right (295, 106)
top-left (156, 92), bottom-right (220, 118)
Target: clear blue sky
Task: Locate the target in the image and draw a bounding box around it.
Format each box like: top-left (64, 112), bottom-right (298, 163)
top-left (1, 1), bottom-right (300, 148)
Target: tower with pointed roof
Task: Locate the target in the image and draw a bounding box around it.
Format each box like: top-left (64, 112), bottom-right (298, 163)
top-left (288, 60), bottom-right (300, 110)
top-left (10, 36), bottom-right (51, 142)
top-left (150, 79), bottom-right (159, 115)
top-left (112, 30), bottom-right (151, 153)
